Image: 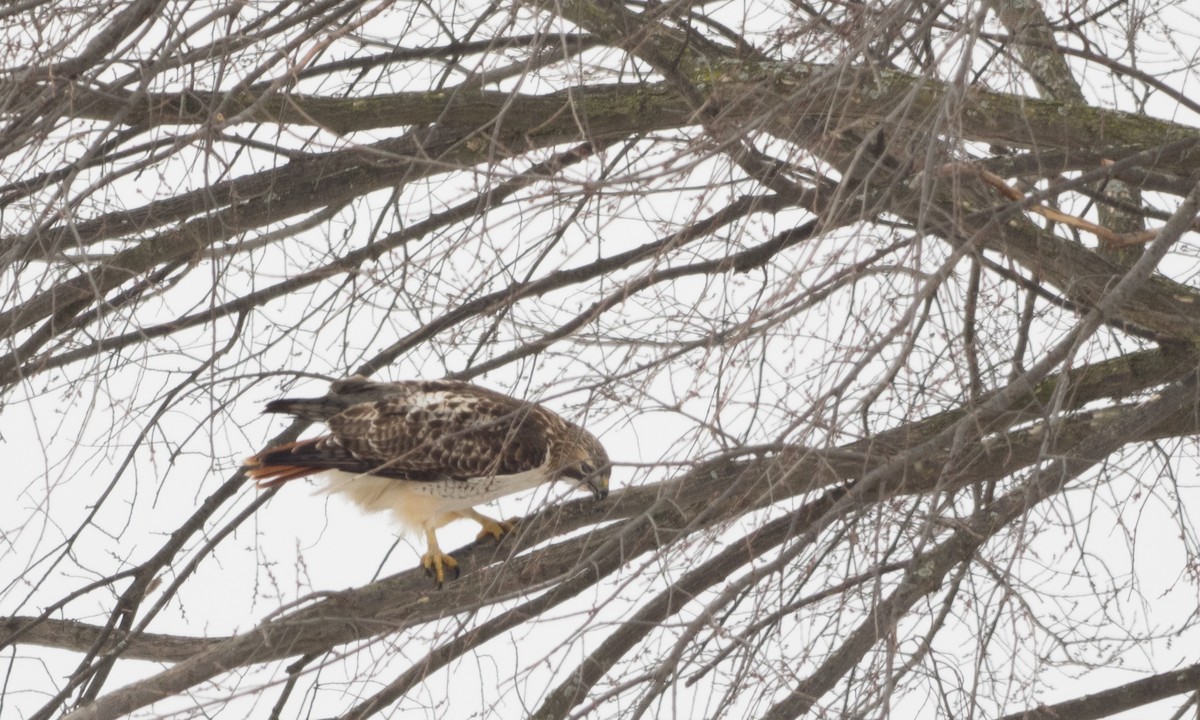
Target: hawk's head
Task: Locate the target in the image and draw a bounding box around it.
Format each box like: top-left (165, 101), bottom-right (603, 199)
top-left (557, 428), bottom-right (609, 501)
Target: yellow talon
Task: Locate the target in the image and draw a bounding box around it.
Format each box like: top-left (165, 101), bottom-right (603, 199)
top-left (476, 518), bottom-right (514, 543)
top-left (421, 527), bottom-right (460, 588)
top-left (421, 549), bottom-right (460, 587)
top-left (462, 509), bottom-right (514, 543)
top-left (419, 511), bottom-right (515, 587)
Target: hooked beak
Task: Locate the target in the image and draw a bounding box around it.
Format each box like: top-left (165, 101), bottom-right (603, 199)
top-left (584, 475), bottom-right (609, 501)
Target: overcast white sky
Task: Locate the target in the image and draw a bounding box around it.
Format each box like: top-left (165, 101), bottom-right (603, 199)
top-left (4, 1), bottom-right (1200, 718)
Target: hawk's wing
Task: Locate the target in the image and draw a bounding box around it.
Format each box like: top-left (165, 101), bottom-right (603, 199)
top-left (245, 384), bottom-right (554, 486)
top-left (327, 388), bottom-right (554, 479)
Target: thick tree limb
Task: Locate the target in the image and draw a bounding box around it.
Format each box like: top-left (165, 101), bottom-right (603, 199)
top-left (998, 662), bottom-right (1200, 720)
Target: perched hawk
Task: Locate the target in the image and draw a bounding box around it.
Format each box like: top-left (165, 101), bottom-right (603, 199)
top-left (244, 376), bottom-right (609, 585)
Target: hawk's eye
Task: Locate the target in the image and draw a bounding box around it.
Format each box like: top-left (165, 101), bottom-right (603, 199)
top-left (561, 461), bottom-right (597, 481)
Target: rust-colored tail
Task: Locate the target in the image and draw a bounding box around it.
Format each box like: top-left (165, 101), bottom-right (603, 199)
top-left (243, 435), bottom-right (362, 487)
top-left (243, 439), bottom-right (326, 488)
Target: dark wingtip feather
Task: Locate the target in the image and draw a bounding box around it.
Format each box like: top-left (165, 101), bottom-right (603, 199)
top-left (262, 398), bottom-right (296, 414)
top-left (262, 396), bottom-right (340, 420)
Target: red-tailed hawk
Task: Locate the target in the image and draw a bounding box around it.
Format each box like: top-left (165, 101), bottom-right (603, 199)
top-left (243, 376), bottom-right (609, 585)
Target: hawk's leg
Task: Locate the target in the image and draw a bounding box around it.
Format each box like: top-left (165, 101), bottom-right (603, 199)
top-left (421, 527), bottom-right (459, 587)
top-left (460, 508), bottom-right (515, 543)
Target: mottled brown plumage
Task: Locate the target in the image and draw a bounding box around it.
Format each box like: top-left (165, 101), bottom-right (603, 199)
top-left (244, 377), bottom-right (609, 585)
